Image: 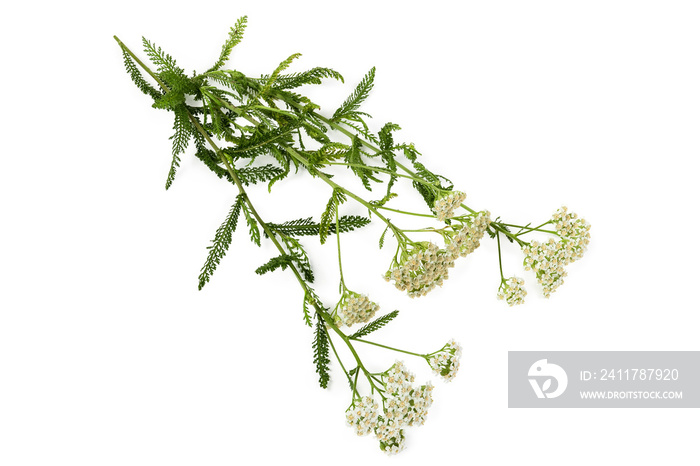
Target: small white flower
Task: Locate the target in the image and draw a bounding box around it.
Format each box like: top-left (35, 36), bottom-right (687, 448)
top-left (427, 339), bottom-right (462, 382)
top-left (335, 291), bottom-right (379, 327)
top-left (497, 276), bottom-right (527, 306)
top-left (434, 191), bottom-right (467, 222)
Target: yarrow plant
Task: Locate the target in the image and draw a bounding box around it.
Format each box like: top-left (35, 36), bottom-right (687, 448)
top-left (115, 16), bottom-right (590, 453)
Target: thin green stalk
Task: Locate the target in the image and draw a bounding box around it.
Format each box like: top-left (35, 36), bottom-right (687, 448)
top-left (335, 204), bottom-right (346, 290)
top-left (499, 222), bottom-right (557, 235)
top-left (349, 337), bottom-right (425, 359)
top-left (326, 331), bottom-right (354, 394)
top-left (375, 205), bottom-right (435, 218)
top-left (496, 231), bottom-right (505, 282)
top-left (490, 222), bottom-right (527, 247)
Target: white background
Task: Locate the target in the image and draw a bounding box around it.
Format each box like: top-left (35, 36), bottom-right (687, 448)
top-left (1, 1), bottom-right (699, 464)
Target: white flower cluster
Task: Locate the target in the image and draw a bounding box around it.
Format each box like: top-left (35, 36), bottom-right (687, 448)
top-left (552, 206), bottom-right (591, 261)
top-left (346, 396), bottom-right (379, 436)
top-left (522, 207), bottom-right (591, 298)
top-left (383, 361), bottom-right (433, 428)
top-left (427, 339), bottom-right (462, 382)
top-left (345, 361), bottom-right (434, 455)
top-left (434, 190), bottom-right (467, 222)
top-left (385, 242), bottom-right (456, 298)
top-left (336, 291), bottom-right (379, 327)
top-left (385, 211), bottom-right (491, 298)
top-left (445, 210), bottom-right (491, 258)
top-left (497, 276), bottom-right (527, 306)
top-left (522, 239), bottom-right (567, 297)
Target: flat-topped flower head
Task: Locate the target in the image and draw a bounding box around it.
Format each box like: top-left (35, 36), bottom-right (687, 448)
top-left (376, 419), bottom-right (406, 455)
top-left (552, 206), bottom-right (590, 262)
top-left (383, 361), bottom-right (434, 429)
top-left (445, 210), bottom-right (491, 258)
top-left (427, 339), bottom-right (462, 382)
top-left (522, 239), bottom-right (568, 298)
top-left (434, 190), bottom-right (467, 222)
top-left (385, 242), bottom-right (455, 298)
top-left (345, 396), bottom-right (379, 436)
top-left (497, 276), bottom-right (527, 306)
top-left (335, 290), bottom-right (379, 327)
top-left (346, 361), bottom-right (434, 454)
top-left (521, 207), bottom-right (591, 297)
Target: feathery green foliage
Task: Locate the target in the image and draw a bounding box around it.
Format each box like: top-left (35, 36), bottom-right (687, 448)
top-left (255, 254), bottom-right (295, 275)
top-left (349, 310), bottom-right (400, 339)
top-left (301, 288), bottom-right (323, 327)
top-left (313, 314), bottom-right (331, 389)
top-left (142, 38), bottom-right (183, 75)
top-left (241, 201), bottom-right (261, 246)
top-left (345, 135), bottom-right (380, 191)
top-left (378, 224), bottom-right (390, 249)
top-left (332, 67), bottom-right (375, 125)
top-left (120, 48), bottom-right (161, 100)
top-left (208, 16), bottom-right (248, 72)
top-left (319, 188), bottom-right (347, 244)
top-left (269, 67), bottom-right (344, 90)
top-left (237, 164), bottom-right (286, 186)
top-left (266, 215), bottom-right (370, 238)
top-left (198, 195), bottom-right (244, 290)
top-left (282, 236), bottom-right (315, 283)
top-left (166, 107), bottom-right (193, 189)
top-left (261, 53), bottom-right (302, 97)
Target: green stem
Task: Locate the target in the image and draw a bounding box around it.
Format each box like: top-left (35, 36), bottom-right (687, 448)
top-left (490, 222), bottom-right (527, 247)
top-left (349, 337), bottom-right (426, 359)
top-left (496, 231), bottom-right (505, 282)
top-left (499, 222), bottom-right (557, 235)
top-left (326, 331), bottom-right (353, 394)
top-left (335, 203), bottom-right (346, 290)
top-left (375, 205), bottom-right (435, 218)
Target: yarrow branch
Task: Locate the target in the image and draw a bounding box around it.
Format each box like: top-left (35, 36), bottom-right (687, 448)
top-left (114, 16), bottom-right (590, 454)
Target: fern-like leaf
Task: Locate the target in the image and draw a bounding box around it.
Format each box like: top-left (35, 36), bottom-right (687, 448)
top-left (349, 310), bottom-right (399, 339)
top-left (269, 67), bottom-right (344, 90)
top-left (198, 195), bottom-right (244, 290)
top-left (345, 135), bottom-right (380, 190)
top-left (120, 47), bottom-right (162, 101)
top-left (152, 89), bottom-right (186, 110)
top-left (401, 143), bottom-right (420, 162)
top-left (261, 53), bottom-right (302, 97)
top-left (194, 146), bottom-right (232, 182)
top-left (302, 291), bottom-right (312, 327)
top-left (266, 215), bottom-right (370, 238)
top-left (283, 237), bottom-right (315, 283)
top-left (142, 37), bottom-right (183, 76)
top-left (208, 16), bottom-right (248, 72)
top-left (378, 224), bottom-right (390, 249)
top-left (255, 254), bottom-right (295, 275)
top-left (313, 314), bottom-right (331, 389)
top-left (331, 67), bottom-right (375, 123)
top-left (237, 164), bottom-right (286, 186)
top-left (319, 189), bottom-right (347, 244)
top-left (413, 180), bottom-right (436, 211)
top-left (241, 201), bottom-right (261, 246)
top-left (165, 106), bottom-right (192, 190)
